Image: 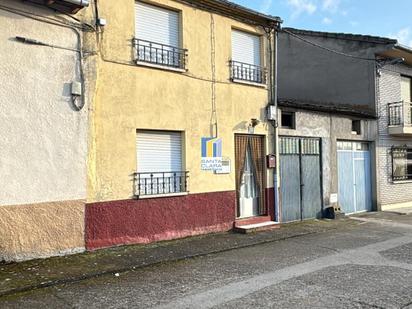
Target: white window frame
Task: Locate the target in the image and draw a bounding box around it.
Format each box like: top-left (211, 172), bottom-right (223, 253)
top-left (230, 29), bottom-right (265, 86)
top-left (136, 130), bottom-right (188, 197)
top-left (134, 1), bottom-right (186, 71)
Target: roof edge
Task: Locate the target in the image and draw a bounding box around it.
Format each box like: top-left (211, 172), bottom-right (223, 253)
top-left (279, 98), bottom-right (377, 119)
top-left (283, 27), bottom-right (397, 45)
top-left (395, 43), bottom-right (412, 53)
top-left (176, 0), bottom-right (282, 26)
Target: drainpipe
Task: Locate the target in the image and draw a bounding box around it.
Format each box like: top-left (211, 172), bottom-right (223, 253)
top-left (273, 26), bottom-right (280, 223)
top-left (63, 0), bottom-right (90, 7)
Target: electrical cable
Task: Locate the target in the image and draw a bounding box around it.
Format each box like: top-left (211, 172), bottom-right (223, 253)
top-left (0, 4), bottom-right (90, 31)
top-left (0, 3), bottom-right (91, 111)
top-left (23, 0), bottom-right (95, 31)
top-left (282, 28), bottom-right (377, 62)
top-left (14, 36), bottom-right (95, 54)
top-left (210, 13), bottom-right (219, 138)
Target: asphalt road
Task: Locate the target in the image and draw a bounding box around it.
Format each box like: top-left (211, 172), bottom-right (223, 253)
top-left (1, 212), bottom-right (412, 308)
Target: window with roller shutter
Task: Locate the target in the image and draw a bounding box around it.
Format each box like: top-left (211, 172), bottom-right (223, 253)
top-left (134, 1), bottom-right (187, 69)
top-left (135, 130), bottom-right (188, 196)
top-left (230, 30), bottom-right (265, 84)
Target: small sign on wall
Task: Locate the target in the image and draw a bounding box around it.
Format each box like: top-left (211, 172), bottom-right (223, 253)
top-left (330, 193), bottom-right (338, 204)
top-left (214, 157), bottom-right (231, 174)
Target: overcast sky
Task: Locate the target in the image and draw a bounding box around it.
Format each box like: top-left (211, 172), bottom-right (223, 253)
top-left (232, 0), bottom-right (412, 47)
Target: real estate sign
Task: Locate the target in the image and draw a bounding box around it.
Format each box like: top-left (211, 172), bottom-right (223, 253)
top-left (201, 137), bottom-right (223, 171)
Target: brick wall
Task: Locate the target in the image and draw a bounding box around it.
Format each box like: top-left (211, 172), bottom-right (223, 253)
top-left (377, 64), bottom-right (412, 206)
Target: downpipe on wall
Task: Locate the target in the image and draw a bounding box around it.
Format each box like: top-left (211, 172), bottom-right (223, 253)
top-left (273, 27), bottom-right (281, 223)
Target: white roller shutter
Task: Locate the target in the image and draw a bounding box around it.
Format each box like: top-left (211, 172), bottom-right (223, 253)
top-left (231, 30), bottom-right (261, 65)
top-left (135, 1), bottom-right (180, 47)
top-left (137, 130), bottom-right (182, 173)
top-left (401, 76), bottom-right (411, 103)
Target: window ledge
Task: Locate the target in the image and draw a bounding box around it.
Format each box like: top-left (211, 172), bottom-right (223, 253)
top-left (135, 61), bottom-right (187, 73)
top-left (392, 180), bottom-right (412, 184)
top-left (231, 78), bottom-right (267, 88)
top-left (136, 192), bottom-right (189, 199)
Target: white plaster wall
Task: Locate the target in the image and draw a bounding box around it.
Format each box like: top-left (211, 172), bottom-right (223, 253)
top-left (0, 1), bottom-right (88, 206)
top-left (279, 109), bottom-right (377, 209)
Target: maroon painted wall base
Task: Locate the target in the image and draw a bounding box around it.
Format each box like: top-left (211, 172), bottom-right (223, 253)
top-left (85, 191), bottom-right (236, 250)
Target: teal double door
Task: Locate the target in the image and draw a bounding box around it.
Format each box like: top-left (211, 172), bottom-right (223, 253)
top-left (280, 137), bottom-right (322, 222)
top-left (337, 141), bottom-right (372, 214)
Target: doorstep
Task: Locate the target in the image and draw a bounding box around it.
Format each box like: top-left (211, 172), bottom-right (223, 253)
top-left (234, 216), bottom-right (280, 234)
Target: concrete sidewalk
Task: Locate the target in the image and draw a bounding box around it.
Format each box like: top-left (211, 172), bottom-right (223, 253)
top-left (384, 207), bottom-right (412, 215)
top-left (0, 218), bottom-right (359, 298)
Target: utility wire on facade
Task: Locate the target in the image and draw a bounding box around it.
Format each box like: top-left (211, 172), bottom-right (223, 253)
top-left (0, 4), bottom-right (94, 112)
top-left (210, 13), bottom-right (219, 138)
top-left (0, 4), bottom-right (93, 31)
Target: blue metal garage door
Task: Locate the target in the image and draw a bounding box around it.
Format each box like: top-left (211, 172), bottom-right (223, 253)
top-left (337, 141), bottom-right (372, 214)
top-left (280, 137), bottom-right (322, 222)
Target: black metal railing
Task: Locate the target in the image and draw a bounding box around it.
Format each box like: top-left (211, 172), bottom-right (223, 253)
top-left (388, 101), bottom-right (412, 126)
top-left (134, 171), bottom-right (189, 196)
top-left (133, 38), bottom-right (187, 70)
top-left (230, 60), bottom-right (266, 84)
top-left (391, 147), bottom-right (412, 181)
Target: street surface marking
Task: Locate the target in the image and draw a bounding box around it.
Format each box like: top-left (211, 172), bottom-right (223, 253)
top-left (155, 232), bottom-right (412, 309)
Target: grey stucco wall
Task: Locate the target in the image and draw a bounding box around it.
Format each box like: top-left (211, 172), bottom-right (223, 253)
top-left (376, 63), bottom-right (412, 207)
top-left (278, 31), bottom-right (393, 114)
top-left (0, 1), bottom-right (92, 206)
top-left (278, 108), bottom-right (377, 210)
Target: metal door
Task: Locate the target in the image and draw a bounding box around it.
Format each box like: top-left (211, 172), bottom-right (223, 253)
top-left (337, 142), bottom-right (372, 214)
top-left (280, 137), bottom-right (322, 222)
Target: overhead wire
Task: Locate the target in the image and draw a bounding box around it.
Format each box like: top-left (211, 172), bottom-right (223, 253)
top-left (0, 4), bottom-right (91, 31)
top-left (0, 3), bottom-right (95, 111)
top-left (282, 28), bottom-right (377, 62)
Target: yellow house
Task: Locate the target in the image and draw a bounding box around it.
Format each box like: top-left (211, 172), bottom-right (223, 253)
top-left (86, 0), bottom-right (282, 249)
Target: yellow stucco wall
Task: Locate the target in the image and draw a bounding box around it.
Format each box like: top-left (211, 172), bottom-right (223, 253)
top-left (88, 0), bottom-right (274, 202)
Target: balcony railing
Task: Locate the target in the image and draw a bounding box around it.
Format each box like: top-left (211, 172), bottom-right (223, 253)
top-left (388, 101), bottom-right (412, 126)
top-left (133, 38), bottom-right (187, 70)
top-left (134, 171), bottom-right (189, 197)
top-left (230, 60), bottom-right (266, 84)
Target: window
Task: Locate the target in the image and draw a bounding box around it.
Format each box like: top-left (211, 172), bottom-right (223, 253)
top-left (337, 141), bottom-right (369, 151)
top-left (231, 30), bottom-right (264, 84)
top-left (281, 111), bottom-right (295, 129)
top-left (352, 120), bottom-right (361, 135)
top-left (392, 147), bottom-right (412, 181)
top-left (134, 2), bottom-right (187, 69)
top-left (136, 130), bottom-right (188, 196)
top-left (401, 76), bottom-right (412, 103)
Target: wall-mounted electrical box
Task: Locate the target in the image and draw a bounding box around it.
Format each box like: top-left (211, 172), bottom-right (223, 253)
top-left (97, 18), bottom-right (107, 27)
top-left (71, 81), bottom-right (82, 96)
top-left (267, 105), bottom-right (277, 121)
top-left (266, 154), bottom-right (276, 169)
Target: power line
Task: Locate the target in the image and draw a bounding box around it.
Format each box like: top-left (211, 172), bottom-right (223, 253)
top-left (210, 13), bottom-right (219, 138)
top-left (282, 29), bottom-right (377, 62)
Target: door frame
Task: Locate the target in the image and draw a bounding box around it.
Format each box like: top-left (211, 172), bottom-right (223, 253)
top-left (337, 140), bottom-right (373, 214)
top-left (234, 133), bottom-right (267, 219)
